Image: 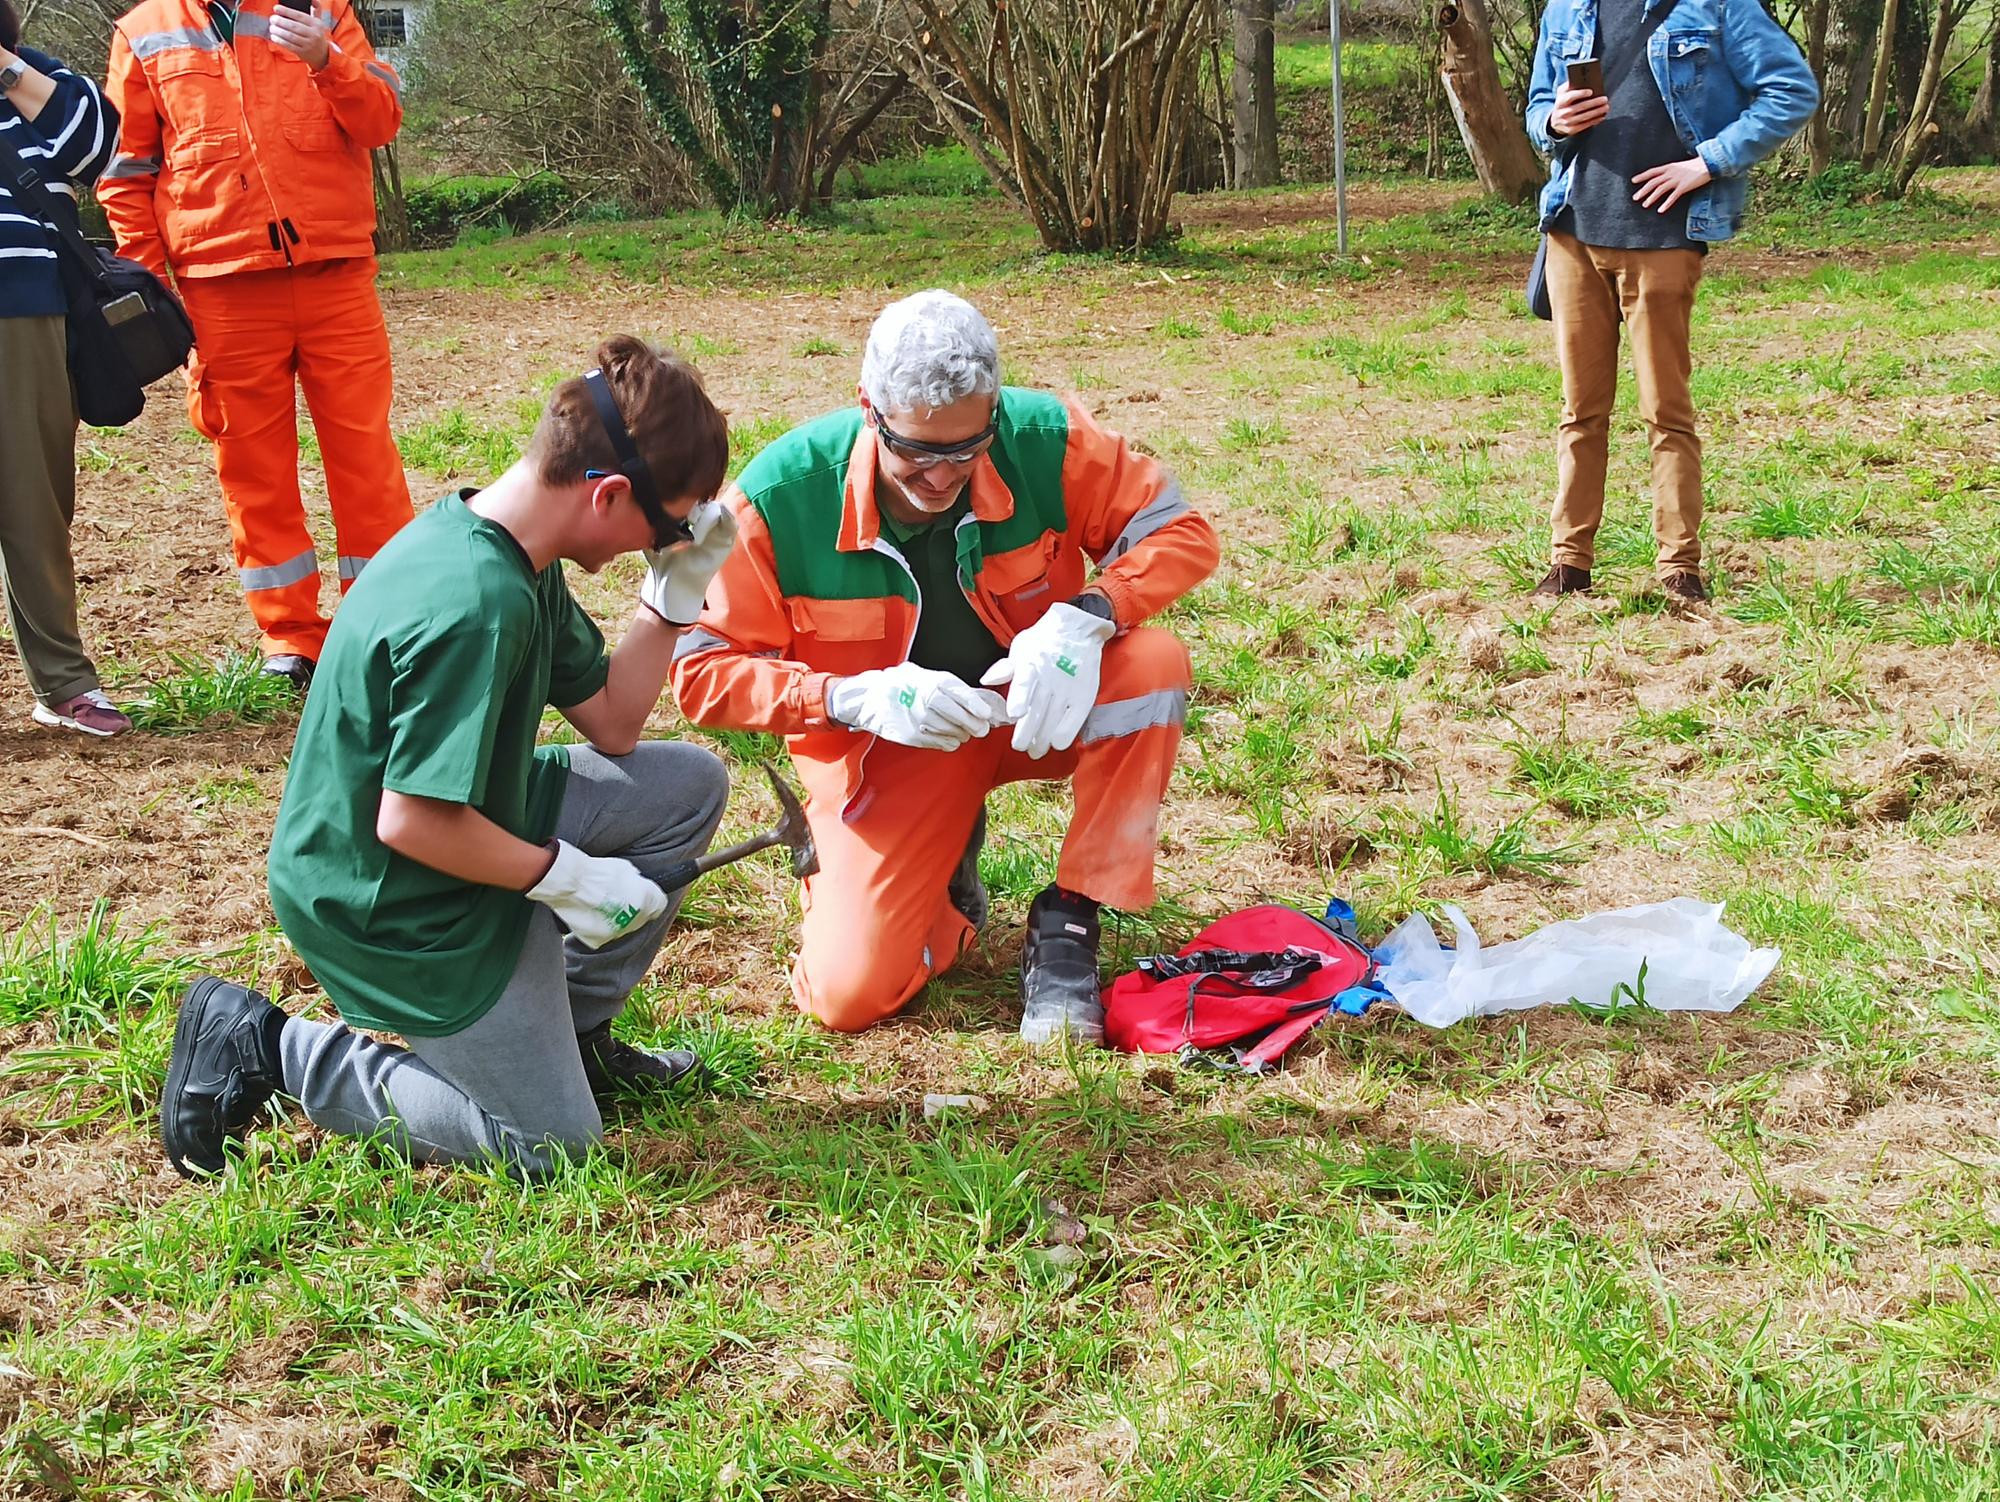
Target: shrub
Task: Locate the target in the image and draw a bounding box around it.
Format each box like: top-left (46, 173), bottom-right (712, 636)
top-left (404, 173), bottom-right (578, 248)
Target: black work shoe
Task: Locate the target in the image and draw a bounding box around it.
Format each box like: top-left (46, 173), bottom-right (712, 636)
top-left (1019, 885), bottom-right (1105, 1046)
top-left (1532, 564), bottom-right (1592, 597)
top-left (1661, 570), bottom-right (1709, 603)
top-left (260, 654), bottom-right (315, 694)
top-left (947, 807), bottom-right (989, 931)
top-left (160, 975), bottom-right (287, 1179)
top-left (577, 1022), bottom-right (709, 1097)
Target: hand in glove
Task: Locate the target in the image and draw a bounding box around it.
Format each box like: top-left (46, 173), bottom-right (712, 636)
top-left (979, 600), bottom-right (1116, 759)
top-left (527, 839), bottom-right (669, 949)
top-left (826, 662), bottom-right (1011, 751)
top-left (640, 500), bottom-right (738, 626)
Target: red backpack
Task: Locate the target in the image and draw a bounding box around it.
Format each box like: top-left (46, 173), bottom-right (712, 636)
top-left (1103, 903), bottom-right (1377, 1071)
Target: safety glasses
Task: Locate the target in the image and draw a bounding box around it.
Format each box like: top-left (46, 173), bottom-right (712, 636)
top-left (870, 403), bottom-right (1000, 470)
top-left (582, 367), bottom-right (693, 550)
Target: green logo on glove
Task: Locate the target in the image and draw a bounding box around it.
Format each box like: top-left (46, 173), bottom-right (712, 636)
top-left (1055, 655), bottom-right (1078, 677)
top-left (600, 902), bottom-right (641, 930)
top-left (896, 687), bottom-right (917, 707)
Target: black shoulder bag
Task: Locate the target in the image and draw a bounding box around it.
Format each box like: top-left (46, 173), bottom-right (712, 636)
top-left (2, 131), bottom-right (195, 428)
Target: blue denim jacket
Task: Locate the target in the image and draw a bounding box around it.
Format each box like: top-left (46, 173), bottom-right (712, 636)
top-left (1525, 0), bottom-right (1819, 243)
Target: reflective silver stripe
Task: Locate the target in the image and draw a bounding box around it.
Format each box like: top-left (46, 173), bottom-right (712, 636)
top-left (364, 62), bottom-right (402, 97)
top-left (104, 154), bottom-right (162, 180)
top-left (233, 11), bottom-right (272, 38)
top-left (239, 549), bottom-right (320, 592)
top-left (671, 627), bottom-right (735, 663)
top-left (1095, 480), bottom-right (1192, 565)
top-left (129, 27), bottom-right (225, 59)
top-left (1079, 687), bottom-right (1186, 744)
top-left (336, 555), bottom-right (370, 582)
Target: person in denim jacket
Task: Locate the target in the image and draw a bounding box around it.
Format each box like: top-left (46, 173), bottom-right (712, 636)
top-left (1524, 0), bottom-right (1818, 601)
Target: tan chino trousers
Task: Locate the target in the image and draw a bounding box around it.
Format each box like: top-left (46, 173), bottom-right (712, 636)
top-left (1546, 230), bottom-right (1705, 574)
top-left (0, 314), bottom-right (99, 706)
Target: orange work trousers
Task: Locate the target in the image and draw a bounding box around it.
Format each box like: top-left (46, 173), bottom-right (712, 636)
top-left (791, 627), bottom-right (1191, 1033)
top-left (179, 257), bottom-right (413, 660)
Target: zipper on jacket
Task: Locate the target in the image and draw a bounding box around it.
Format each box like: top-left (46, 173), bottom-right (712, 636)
top-left (951, 508), bottom-right (1014, 644)
top-left (843, 536), bottom-right (923, 821)
top-left (222, 42), bottom-right (290, 266)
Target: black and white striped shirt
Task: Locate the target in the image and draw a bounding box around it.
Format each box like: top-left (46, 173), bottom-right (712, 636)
top-left (1, 46), bottom-right (119, 319)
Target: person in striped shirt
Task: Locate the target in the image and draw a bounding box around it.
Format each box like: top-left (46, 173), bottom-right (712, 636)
top-left (0, 0), bottom-right (131, 736)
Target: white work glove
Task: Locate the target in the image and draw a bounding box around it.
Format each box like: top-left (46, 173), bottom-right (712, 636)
top-left (826, 662), bottom-right (1011, 751)
top-left (979, 600), bottom-right (1116, 759)
top-left (640, 500), bottom-right (738, 626)
top-left (526, 839), bottom-right (669, 950)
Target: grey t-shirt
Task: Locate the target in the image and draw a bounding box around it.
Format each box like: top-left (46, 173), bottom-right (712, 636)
top-left (1561, 0), bottom-right (1702, 251)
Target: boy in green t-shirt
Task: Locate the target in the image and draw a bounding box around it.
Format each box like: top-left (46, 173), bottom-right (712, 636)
top-left (160, 335), bottom-right (739, 1180)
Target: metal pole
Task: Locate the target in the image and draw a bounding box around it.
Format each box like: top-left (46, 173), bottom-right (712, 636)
top-left (1329, 0), bottom-right (1348, 254)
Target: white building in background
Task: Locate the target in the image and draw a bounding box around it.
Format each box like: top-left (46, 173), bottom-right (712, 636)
top-left (363, 1), bottom-right (426, 65)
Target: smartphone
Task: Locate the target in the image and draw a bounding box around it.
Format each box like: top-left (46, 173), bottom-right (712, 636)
top-left (101, 291), bottom-right (148, 327)
top-left (1566, 57), bottom-right (1605, 95)
top-left (278, 0), bottom-right (315, 11)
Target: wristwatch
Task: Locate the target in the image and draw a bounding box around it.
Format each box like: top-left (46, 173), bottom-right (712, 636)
top-left (0, 61), bottom-right (26, 95)
top-left (1066, 591), bottom-right (1116, 626)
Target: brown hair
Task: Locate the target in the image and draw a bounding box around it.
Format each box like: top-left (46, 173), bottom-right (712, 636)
top-left (529, 335), bottom-right (728, 507)
top-left (1, 2), bottom-right (21, 54)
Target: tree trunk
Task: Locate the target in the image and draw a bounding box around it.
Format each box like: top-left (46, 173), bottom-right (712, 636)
top-left (1888, 0), bottom-right (1967, 191)
top-left (814, 70), bottom-right (908, 203)
top-left (1893, 0), bottom-right (1928, 115)
top-left (1231, 0), bottom-right (1281, 187)
top-left (1805, 0), bottom-right (1835, 171)
top-left (1968, 15), bottom-right (2000, 147)
top-left (1437, 0), bottom-right (1542, 202)
top-left (370, 146), bottom-right (410, 252)
top-left (1860, 0), bottom-right (1901, 166)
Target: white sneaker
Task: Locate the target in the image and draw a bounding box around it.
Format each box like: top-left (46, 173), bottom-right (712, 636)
top-left (31, 689), bottom-right (133, 737)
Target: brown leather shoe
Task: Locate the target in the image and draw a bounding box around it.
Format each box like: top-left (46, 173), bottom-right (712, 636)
top-left (1661, 571), bottom-right (1709, 603)
top-left (1532, 564), bottom-right (1591, 597)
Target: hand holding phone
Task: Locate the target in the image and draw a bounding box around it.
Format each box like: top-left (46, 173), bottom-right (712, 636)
top-left (267, 1), bottom-right (331, 68)
top-left (1550, 60), bottom-right (1611, 137)
top-left (1565, 57), bottom-right (1605, 96)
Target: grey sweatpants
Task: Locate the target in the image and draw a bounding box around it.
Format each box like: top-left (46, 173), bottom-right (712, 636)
top-left (277, 740), bottom-right (729, 1178)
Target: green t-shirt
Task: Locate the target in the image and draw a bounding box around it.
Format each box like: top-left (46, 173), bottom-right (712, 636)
top-left (878, 495), bottom-right (1004, 687)
top-left (267, 492), bottom-right (612, 1038)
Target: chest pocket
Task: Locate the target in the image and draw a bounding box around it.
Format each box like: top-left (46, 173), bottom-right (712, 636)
top-left (282, 115), bottom-right (347, 152)
top-left (982, 530), bottom-right (1082, 634)
top-left (1664, 29), bottom-right (1715, 89)
top-left (151, 49), bottom-right (241, 159)
top-left (269, 50), bottom-right (347, 152)
top-left (788, 596), bottom-right (891, 672)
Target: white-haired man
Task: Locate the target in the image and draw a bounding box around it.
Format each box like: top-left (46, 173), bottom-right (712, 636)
top-left (672, 290), bottom-right (1218, 1043)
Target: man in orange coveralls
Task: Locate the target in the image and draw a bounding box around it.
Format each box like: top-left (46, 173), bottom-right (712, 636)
top-left (99, 0), bottom-right (411, 689)
top-left (672, 290), bottom-right (1220, 1045)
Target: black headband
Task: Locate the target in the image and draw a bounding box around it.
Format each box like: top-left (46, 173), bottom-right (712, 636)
top-left (582, 366), bottom-right (663, 519)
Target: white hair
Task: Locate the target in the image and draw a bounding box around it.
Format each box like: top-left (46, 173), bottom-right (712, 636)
top-left (860, 290), bottom-right (1000, 415)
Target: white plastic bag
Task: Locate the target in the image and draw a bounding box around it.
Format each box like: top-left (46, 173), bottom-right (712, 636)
top-left (1375, 898), bottom-right (1779, 1029)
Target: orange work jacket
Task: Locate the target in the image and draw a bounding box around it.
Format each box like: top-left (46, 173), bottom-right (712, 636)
top-left (100, 0), bottom-right (400, 279)
top-left (671, 390), bottom-right (1220, 814)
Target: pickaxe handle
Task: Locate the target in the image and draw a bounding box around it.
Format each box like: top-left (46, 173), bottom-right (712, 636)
top-left (654, 828), bottom-right (782, 895)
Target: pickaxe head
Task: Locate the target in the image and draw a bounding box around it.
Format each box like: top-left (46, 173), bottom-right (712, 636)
top-left (759, 761), bottom-right (818, 880)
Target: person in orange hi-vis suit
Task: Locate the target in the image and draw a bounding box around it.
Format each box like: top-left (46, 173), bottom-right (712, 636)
top-left (98, 0), bottom-right (412, 688)
top-left (673, 291), bottom-right (1220, 1047)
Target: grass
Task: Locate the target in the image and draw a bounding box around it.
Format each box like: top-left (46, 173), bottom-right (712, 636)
top-left (11, 171), bottom-right (2000, 1499)
top-left (125, 652), bottom-right (299, 734)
